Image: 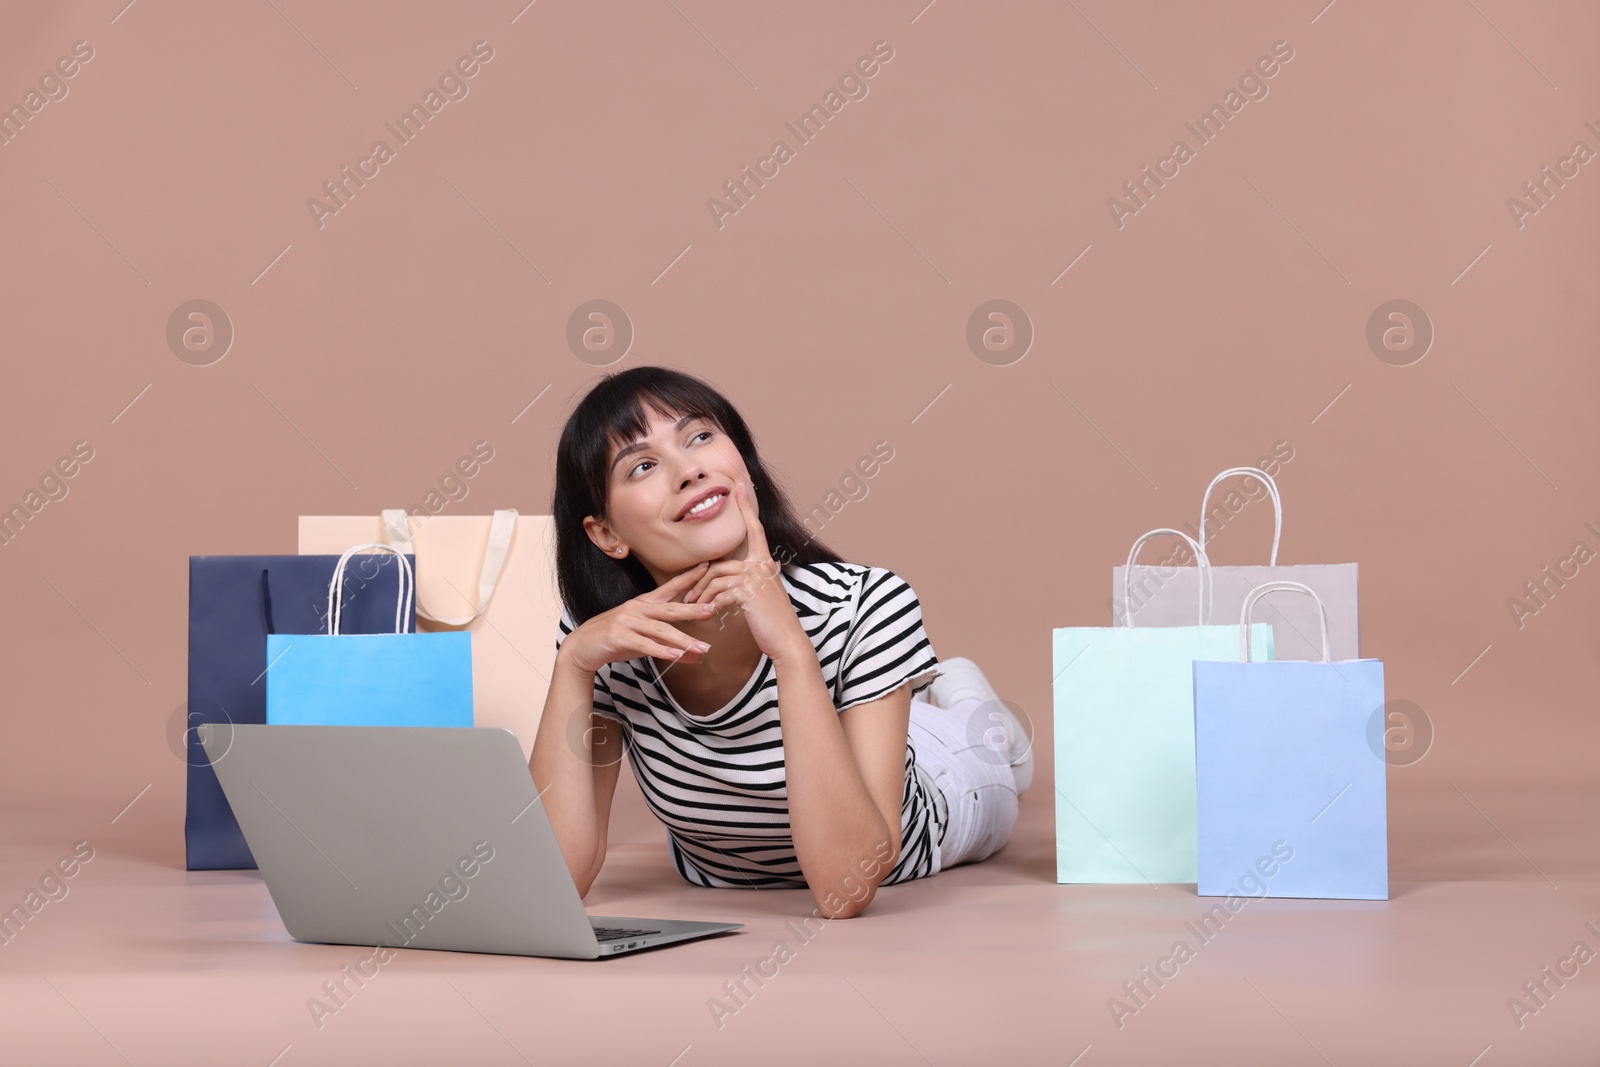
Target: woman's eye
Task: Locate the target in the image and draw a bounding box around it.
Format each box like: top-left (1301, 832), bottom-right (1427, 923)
top-left (625, 430), bottom-right (711, 476)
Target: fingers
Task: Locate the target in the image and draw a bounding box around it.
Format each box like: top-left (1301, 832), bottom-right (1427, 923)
top-left (635, 617), bottom-right (711, 660)
top-left (703, 587), bottom-right (749, 626)
top-left (638, 600), bottom-right (718, 620)
top-left (692, 574), bottom-right (753, 609)
top-left (685, 560), bottom-right (740, 603)
top-left (602, 615), bottom-right (707, 664)
top-left (639, 637), bottom-right (706, 663)
top-left (734, 480), bottom-right (771, 560)
top-left (644, 560), bottom-right (710, 601)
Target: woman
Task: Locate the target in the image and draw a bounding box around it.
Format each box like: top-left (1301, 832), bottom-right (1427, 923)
top-left (529, 366), bottom-right (1032, 919)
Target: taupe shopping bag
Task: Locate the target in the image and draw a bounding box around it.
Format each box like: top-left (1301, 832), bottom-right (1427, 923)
top-left (299, 510), bottom-right (560, 757)
top-left (1111, 467), bottom-right (1359, 661)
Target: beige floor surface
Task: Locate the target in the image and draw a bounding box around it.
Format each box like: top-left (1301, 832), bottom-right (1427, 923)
top-left (3, 780), bottom-right (1597, 1066)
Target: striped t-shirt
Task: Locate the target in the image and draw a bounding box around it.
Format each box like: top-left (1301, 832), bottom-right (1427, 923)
top-left (554, 561), bottom-right (946, 889)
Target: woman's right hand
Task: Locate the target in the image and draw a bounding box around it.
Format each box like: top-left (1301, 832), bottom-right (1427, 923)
top-left (557, 561), bottom-right (718, 675)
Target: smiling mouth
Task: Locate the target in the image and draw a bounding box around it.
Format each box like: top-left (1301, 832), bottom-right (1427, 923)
top-left (676, 491), bottom-right (727, 521)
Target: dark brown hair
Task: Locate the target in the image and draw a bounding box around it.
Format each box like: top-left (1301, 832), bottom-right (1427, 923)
top-left (552, 366), bottom-right (847, 624)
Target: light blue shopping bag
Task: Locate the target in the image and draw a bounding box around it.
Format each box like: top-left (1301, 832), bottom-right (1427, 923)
top-left (1056, 529), bottom-right (1273, 884)
top-left (1193, 581), bottom-right (1387, 900)
top-left (266, 544), bottom-right (473, 728)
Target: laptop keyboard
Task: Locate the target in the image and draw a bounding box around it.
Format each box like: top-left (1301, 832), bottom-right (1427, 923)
top-left (592, 925), bottom-right (662, 942)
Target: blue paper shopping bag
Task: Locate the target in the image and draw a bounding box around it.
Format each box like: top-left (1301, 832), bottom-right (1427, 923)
top-left (186, 551), bottom-right (415, 870)
top-left (1056, 529), bottom-right (1273, 884)
top-left (1193, 581), bottom-right (1387, 900)
top-left (266, 544), bottom-right (474, 727)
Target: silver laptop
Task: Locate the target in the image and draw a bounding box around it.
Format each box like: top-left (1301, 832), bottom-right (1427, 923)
top-left (197, 723), bottom-right (742, 959)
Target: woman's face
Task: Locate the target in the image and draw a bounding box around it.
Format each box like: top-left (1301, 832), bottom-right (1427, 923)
top-left (585, 405), bottom-right (753, 583)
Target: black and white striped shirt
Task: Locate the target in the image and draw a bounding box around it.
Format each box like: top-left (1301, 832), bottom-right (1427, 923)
top-left (555, 561), bottom-right (945, 889)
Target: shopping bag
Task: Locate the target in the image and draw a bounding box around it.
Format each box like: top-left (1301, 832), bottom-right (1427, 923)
top-left (1055, 529), bottom-right (1274, 884)
top-left (1113, 466), bottom-right (1360, 661)
top-left (298, 510), bottom-right (560, 758)
top-left (265, 544), bottom-right (474, 728)
top-left (185, 551), bottom-right (415, 870)
top-left (1193, 581), bottom-right (1388, 900)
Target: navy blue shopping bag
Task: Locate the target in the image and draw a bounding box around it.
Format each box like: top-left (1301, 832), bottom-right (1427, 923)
top-left (185, 552), bottom-right (414, 870)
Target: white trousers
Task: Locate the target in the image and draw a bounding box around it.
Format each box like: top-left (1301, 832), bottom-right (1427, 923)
top-left (908, 696), bottom-right (1022, 872)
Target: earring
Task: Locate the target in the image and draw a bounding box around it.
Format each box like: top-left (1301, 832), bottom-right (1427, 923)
top-left (614, 548), bottom-right (624, 555)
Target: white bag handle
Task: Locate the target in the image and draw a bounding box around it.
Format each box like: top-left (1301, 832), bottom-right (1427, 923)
top-left (1239, 580), bottom-right (1330, 663)
top-left (327, 543), bottom-right (414, 636)
top-left (1198, 466), bottom-right (1282, 565)
top-left (1123, 528), bottom-right (1213, 626)
top-left (381, 508), bottom-right (518, 626)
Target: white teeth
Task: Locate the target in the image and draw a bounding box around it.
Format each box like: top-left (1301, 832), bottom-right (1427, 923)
top-left (685, 493), bottom-right (724, 517)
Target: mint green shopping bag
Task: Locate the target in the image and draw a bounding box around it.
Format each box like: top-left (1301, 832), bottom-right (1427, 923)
top-left (1055, 528), bottom-right (1274, 884)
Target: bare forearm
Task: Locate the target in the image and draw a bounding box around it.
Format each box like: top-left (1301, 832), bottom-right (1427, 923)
top-left (529, 655), bottom-right (607, 889)
top-left (773, 648), bottom-right (895, 916)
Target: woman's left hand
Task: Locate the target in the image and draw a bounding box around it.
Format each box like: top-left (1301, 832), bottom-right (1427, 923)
top-left (684, 481), bottom-right (808, 662)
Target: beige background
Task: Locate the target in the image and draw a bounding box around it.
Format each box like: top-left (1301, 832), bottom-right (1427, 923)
top-left (4, 4), bottom-right (1600, 1065)
top-left (1, 0), bottom-right (1596, 838)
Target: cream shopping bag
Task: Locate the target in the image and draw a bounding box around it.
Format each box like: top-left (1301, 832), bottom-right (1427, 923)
top-left (299, 510), bottom-right (561, 759)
